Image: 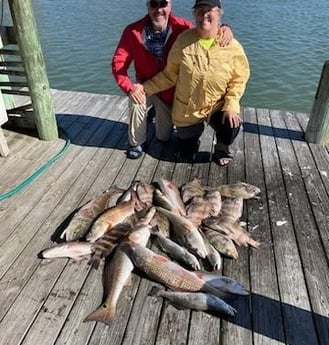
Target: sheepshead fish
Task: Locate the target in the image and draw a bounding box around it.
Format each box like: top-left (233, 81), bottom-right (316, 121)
top-left (148, 287), bottom-right (237, 317)
top-left (157, 178), bottom-right (186, 216)
top-left (185, 196), bottom-right (212, 227)
top-left (60, 186), bottom-right (124, 241)
top-left (217, 182), bottom-right (261, 199)
top-left (89, 223), bottom-right (133, 270)
top-left (202, 226), bottom-right (239, 259)
top-left (220, 197), bottom-right (244, 221)
top-left (203, 217), bottom-right (260, 249)
top-left (38, 242), bottom-right (93, 261)
top-left (180, 178), bottom-right (205, 204)
top-left (121, 241), bottom-right (228, 299)
top-left (203, 190), bottom-right (222, 217)
top-left (88, 207), bottom-right (156, 269)
top-left (84, 224), bottom-right (151, 325)
top-left (199, 230), bottom-right (222, 271)
top-left (136, 181), bottom-right (155, 207)
top-left (156, 207), bottom-right (208, 259)
top-left (151, 227), bottom-right (201, 270)
top-left (86, 190), bottom-right (140, 242)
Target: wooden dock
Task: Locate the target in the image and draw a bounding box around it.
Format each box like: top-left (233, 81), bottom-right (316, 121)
top-left (0, 89), bottom-right (328, 345)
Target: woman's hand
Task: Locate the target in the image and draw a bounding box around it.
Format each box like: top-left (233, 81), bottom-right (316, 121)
top-left (223, 111), bottom-right (241, 128)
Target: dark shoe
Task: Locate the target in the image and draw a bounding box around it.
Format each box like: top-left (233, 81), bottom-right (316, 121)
top-left (213, 150), bottom-right (233, 166)
top-left (127, 145), bottom-right (143, 159)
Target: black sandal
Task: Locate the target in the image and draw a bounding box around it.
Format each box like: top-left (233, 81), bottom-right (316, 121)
top-left (214, 150), bottom-right (233, 166)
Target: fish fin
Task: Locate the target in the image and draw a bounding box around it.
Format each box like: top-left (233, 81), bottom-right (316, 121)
top-left (37, 250), bottom-right (45, 259)
top-left (83, 304), bottom-right (115, 325)
top-left (148, 286), bottom-right (162, 297)
top-left (87, 255), bottom-right (101, 270)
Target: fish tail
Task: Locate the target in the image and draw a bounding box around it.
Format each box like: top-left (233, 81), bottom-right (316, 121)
top-left (148, 286), bottom-right (162, 297)
top-left (87, 251), bottom-right (102, 270)
top-left (83, 304), bottom-right (116, 325)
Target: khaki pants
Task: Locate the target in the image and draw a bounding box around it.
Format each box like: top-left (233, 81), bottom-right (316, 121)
top-left (128, 95), bottom-right (172, 146)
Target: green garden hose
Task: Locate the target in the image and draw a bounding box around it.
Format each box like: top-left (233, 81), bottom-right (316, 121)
top-left (0, 127), bottom-right (71, 201)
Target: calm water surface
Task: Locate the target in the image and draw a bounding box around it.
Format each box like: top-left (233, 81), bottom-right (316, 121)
top-left (4, 0), bottom-right (329, 113)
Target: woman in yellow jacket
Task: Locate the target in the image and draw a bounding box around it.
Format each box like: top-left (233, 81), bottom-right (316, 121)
top-left (143, 0), bottom-right (250, 166)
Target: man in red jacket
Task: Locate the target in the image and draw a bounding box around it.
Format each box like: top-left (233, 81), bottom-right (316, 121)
top-left (112, 0), bottom-right (232, 159)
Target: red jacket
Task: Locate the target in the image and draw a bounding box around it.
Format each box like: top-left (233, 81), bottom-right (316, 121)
top-left (111, 13), bottom-right (192, 105)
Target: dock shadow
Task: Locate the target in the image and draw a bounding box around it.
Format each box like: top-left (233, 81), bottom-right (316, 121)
top-left (227, 292), bottom-right (326, 345)
top-left (57, 113), bottom-right (213, 163)
top-left (243, 122), bottom-right (305, 141)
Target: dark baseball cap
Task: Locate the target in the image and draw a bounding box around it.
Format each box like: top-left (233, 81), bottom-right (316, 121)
top-left (192, 0), bottom-right (222, 8)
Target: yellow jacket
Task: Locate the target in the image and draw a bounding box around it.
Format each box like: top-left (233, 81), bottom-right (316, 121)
top-left (144, 28), bottom-right (250, 127)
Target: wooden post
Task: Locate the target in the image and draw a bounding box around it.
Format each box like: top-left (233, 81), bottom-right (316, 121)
top-left (305, 60), bottom-right (329, 145)
top-left (8, 0), bottom-right (58, 141)
top-left (0, 90), bottom-right (10, 157)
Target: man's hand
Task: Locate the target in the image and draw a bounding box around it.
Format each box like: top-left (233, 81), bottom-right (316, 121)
top-left (223, 111), bottom-right (241, 128)
top-left (220, 25), bottom-right (233, 47)
top-left (129, 83), bottom-right (146, 104)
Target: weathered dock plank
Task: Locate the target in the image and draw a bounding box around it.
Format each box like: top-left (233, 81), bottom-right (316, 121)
top-left (0, 90), bottom-right (328, 345)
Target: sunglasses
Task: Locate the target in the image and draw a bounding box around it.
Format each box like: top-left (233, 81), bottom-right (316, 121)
top-left (149, 0), bottom-right (169, 9)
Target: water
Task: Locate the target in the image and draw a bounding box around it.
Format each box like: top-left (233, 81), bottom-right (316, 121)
top-left (3, 0), bottom-right (329, 113)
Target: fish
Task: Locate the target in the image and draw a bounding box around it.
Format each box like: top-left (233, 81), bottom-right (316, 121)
top-left (88, 223), bottom-right (133, 270)
top-left (151, 227), bottom-right (201, 270)
top-left (203, 190), bottom-right (222, 217)
top-left (157, 178), bottom-right (186, 216)
top-left (150, 210), bottom-right (171, 237)
top-left (156, 207), bottom-right (208, 259)
top-left (120, 241), bottom-right (229, 298)
top-left (84, 223), bottom-right (152, 325)
top-left (136, 181), bottom-right (155, 207)
top-left (60, 186), bottom-right (125, 241)
top-left (202, 226), bottom-right (239, 259)
top-left (153, 188), bottom-right (178, 213)
top-left (203, 217), bottom-right (260, 249)
top-left (199, 230), bottom-right (222, 271)
top-left (86, 190), bottom-right (140, 242)
top-left (37, 241), bottom-right (93, 261)
top-left (148, 286), bottom-right (237, 317)
top-left (194, 272), bottom-right (249, 296)
top-left (180, 178), bottom-right (205, 204)
top-left (216, 182), bottom-right (261, 199)
top-left (220, 197), bottom-right (244, 221)
top-left (185, 196), bottom-right (212, 227)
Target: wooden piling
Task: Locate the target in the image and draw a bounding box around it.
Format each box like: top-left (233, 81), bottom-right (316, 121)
top-left (8, 0), bottom-right (58, 141)
top-left (305, 60), bottom-right (329, 145)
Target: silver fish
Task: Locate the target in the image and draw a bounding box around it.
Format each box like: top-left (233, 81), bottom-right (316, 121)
top-left (148, 286), bottom-right (237, 317)
top-left (38, 242), bottom-right (93, 261)
top-left (199, 230), bottom-right (222, 271)
top-left (151, 227), bottom-right (201, 270)
top-left (156, 207), bottom-right (208, 259)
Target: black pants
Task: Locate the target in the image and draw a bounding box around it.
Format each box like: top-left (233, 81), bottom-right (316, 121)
top-left (176, 110), bottom-right (241, 153)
